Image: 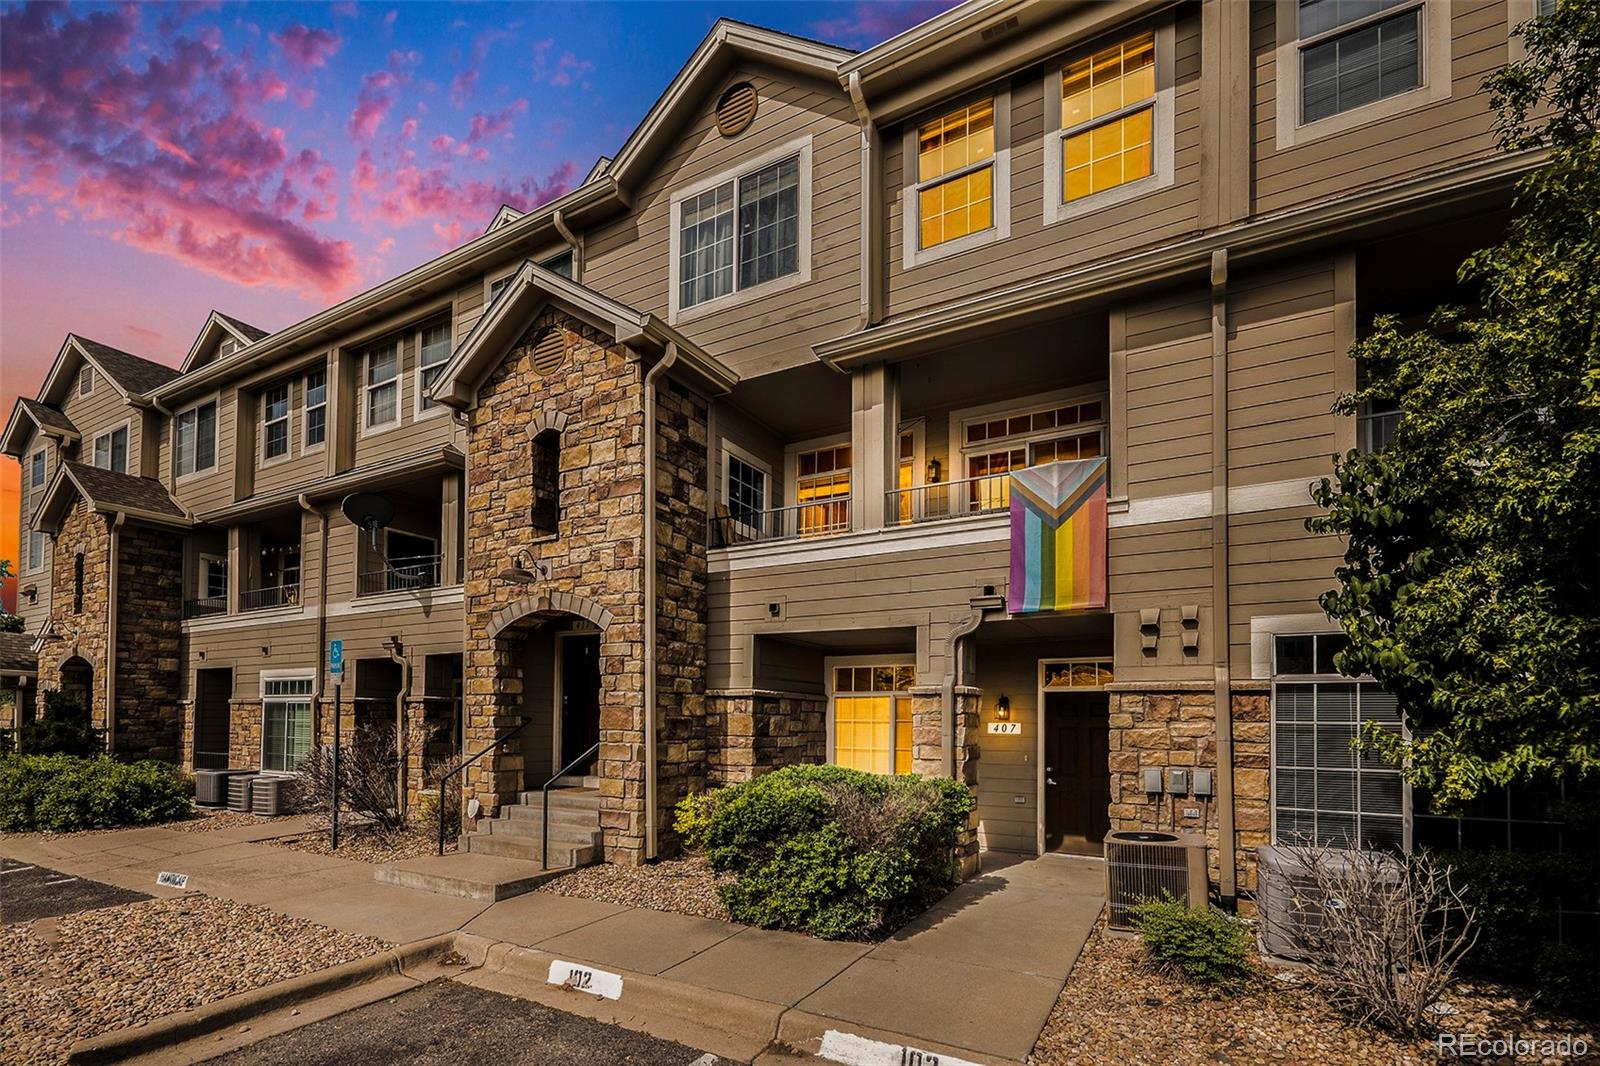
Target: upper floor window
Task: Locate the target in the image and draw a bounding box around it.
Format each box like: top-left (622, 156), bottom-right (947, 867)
top-left (92, 425), bottom-right (127, 473)
top-left (29, 450), bottom-right (46, 488)
top-left (201, 554), bottom-right (228, 601)
top-left (960, 396), bottom-right (1104, 511)
top-left (79, 365), bottom-right (95, 397)
top-left (1299, 0), bottom-right (1421, 124)
top-left (488, 273), bottom-right (515, 304)
top-left (722, 442), bottom-right (770, 531)
top-left (531, 429), bottom-right (560, 536)
top-left (916, 100), bottom-right (994, 249)
top-left (364, 341), bottom-right (399, 430)
top-left (26, 529), bottom-right (45, 573)
top-left (262, 383), bottom-right (290, 460)
top-left (73, 552), bottom-right (85, 612)
top-left (1061, 33), bottom-right (1154, 203)
top-left (670, 138), bottom-right (812, 320)
top-left (175, 400), bottom-right (218, 477)
top-left (304, 367), bottom-right (327, 448)
top-left (417, 321), bottom-right (452, 414)
top-left (795, 442), bottom-right (852, 537)
top-left (542, 251), bottom-right (574, 279)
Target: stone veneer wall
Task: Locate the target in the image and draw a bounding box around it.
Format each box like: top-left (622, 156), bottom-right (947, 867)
top-left (462, 310), bottom-right (648, 863)
top-left (910, 685), bottom-right (982, 879)
top-left (39, 501), bottom-right (112, 729)
top-left (111, 523), bottom-right (182, 760)
top-left (704, 690), bottom-right (827, 784)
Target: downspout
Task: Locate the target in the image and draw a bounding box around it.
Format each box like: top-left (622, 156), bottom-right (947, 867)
top-left (383, 635), bottom-right (412, 818)
top-left (641, 344), bottom-right (679, 861)
top-left (846, 72), bottom-right (880, 329)
top-left (552, 209), bottom-right (584, 283)
top-left (1210, 249), bottom-right (1238, 904)
top-left (942, 608), bottom-right (987, 777)
top-left (298, 494), bottom-right (329, 742)
top-left (105, 511), bottom-right (126, 754)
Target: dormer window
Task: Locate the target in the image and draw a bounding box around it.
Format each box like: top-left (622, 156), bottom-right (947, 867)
top-left (79, 365), bottom-right (95, 397)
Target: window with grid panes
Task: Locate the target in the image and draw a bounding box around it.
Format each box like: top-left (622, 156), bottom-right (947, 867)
top-left (418, 321), bottom-right (451, 411)
top-left (962, 398), bottom-right (1104, 511)
top-left (262, 383), bottom-right (290, 459)
top-left (832, 664), bottom-right (916, 775)
top-left (796, 443), bottom-right (851, 536)
top-left (92, 426), bottom-right (127, 473)
top-left (915, 100), bottom-right (995, 249)
top-left (304, 367), bottom-right (327, 447)
top-left (1298, 0), bottom-right (1422, 124)
top-left (678, 154), bottom-right (802, 311)
top-left (1059, 32), bottom-right (1155, 203)
top-left (262, 677), bottom-right (313, 772)
top-left (365, 342), bottom-right (399, 428)
top-left (726, 453), bottom-right (767, 528)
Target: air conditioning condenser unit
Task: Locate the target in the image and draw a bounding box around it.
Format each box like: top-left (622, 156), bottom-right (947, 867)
top-left (194, 769), bottom-right (250, 807)
top-left (227, 774), bottom-right (258, 812)
top-left (1104, 830), bottom-right (1209, 929)
top-left (249, 776), bottom-right (290, 817)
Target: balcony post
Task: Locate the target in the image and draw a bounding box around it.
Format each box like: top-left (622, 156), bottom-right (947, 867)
top-left (226, 526), bottom-right (241, 614)
top-left (441, 473), bottom-right (462, 585)
top-left (850, 361), bottom-right (899, 531)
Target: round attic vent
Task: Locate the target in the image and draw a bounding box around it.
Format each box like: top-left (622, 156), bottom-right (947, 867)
top-left (715, 82), bottom-right (758, 137)
top-left (530, 328), bottom-right (569, 377)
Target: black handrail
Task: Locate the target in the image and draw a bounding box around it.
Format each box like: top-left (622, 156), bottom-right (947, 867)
top-left (542, 741), bottom-right (600, 870)
top-left (436, 719), bottom-right (531, 856)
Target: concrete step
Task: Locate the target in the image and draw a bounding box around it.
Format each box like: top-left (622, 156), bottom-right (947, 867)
top-left (515, 788), bottom-right (601, 808)
top-left (553, 774), bottom-right (599, 788)
top-left (464, 832), bottom-right (596, 867)
top-left (500, 803), bottom-right (599, 827)
top-left (373, 852), bottom-right (571, 902)
top-left (484, 818), bottom-right (601, 845)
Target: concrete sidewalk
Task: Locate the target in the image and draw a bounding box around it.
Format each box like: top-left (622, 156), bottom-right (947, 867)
top-left (1, 823), bottom-right (1103, 1064)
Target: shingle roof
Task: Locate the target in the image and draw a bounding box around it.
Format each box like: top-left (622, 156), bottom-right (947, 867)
top-left (62, 461), bottom-right (188, 520)
top-left (215, 313), bottom-right (269, 343)
top-left (73, 337), bottom-right (182, 394)
top-left (19, 398), bottom-right (78, 436)
top-left (0, 632), bottom-right (37, 675)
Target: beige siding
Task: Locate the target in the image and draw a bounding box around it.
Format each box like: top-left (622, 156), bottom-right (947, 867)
top-left (17, 434), bottom-right (58, 634)
top-left (1227, 505), bottom-right (1343, 673)
top-left (167, 388), bottom-right (239, 515)
top-left (61, 383), bottom-right (139, 474)
top-left (351, 327), bottom-right (464, 469)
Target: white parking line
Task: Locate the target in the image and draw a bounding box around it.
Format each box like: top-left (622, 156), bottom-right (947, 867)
top-left (0, 865), bottom-right (37, 874)
top-left (42, 876), bottom-right (79, 886)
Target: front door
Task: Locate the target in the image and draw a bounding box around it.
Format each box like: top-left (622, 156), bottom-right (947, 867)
top-left (1044, 692), bottom-right (1111, 855)
top-left (559, 633), bottom-right (601, 770)
top-left (194, 668), bottom-right (233, 770)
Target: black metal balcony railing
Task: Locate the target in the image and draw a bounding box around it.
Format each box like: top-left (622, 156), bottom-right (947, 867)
top-left (239, 583), bottom-right (300, 612)
top-left (357, 554), bottom-right (443, 596)
top-left (887, 472), bottom-right (1015, 525)
top-left (183, 596), bottom-right (227, 619)
top-left (710, 497), bottom-right (852, 547)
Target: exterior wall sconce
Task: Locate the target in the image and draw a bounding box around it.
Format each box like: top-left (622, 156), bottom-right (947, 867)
top-left (926, 458), bottom-right (941, 483)
top-left (994, 694), bottom-right (1011, 721)
top-left (498, 548), bottom-right (550, 585)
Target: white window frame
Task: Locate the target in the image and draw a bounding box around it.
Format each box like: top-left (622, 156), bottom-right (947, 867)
top-left (362, 340), bottom-right (402, 435)
top-left (1042, 18), bottom-right (1176, 227)
top-left (721, 439), bottom-right (773, 534)
top-left (484, 266), bottom-right (519, 308)
top-left (783, 431), bottom-right (852, 508)
top-left (949, 385), bottom-right (1109, 477)
top-left (413, 319), bottom-right (453, 419)
top-left (91, 421), bottom-right (130, 474)
top-left (259, 380), bottom-right (293, 466)
top-left (824, 654), bottom-right (918, 775)
top-left (1273, 0), bottom-right (1451, 150)
top-left (28, 448), bottom-right (46, 489)
top-left (199, 552), bottom-right (228, 601)
top-left (302, 365), bottom-right (328, 452)
top-left (900, 86), bottom-right (1012, 270)
top-left (259, 669), bottom-right (315, 774)
top-left (173, 394), bottom-right (220, 481)
top-left (26, 528), bottom-right (46, 574)
top-left (667, 134), bottom-right (814, 325)
top-left (79, 365), bottom-right (95, 397)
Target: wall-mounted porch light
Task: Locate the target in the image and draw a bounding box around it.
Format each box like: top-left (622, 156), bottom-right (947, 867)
top-left (926, 458), bottom-right (942, 484)
top-left (497, 548), bottom-right (550, 585)
top-left (994, 694), bottom-right (1011, 721)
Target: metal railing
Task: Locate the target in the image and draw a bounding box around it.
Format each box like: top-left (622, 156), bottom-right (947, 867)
top-left (542, 741), bottom-right (600, 870)
top-left (710, 497), bottom-right (852, 547)
top-left (184, 596), bottom-right (227, 619)
top-left (239, 583), bottom-right (300, 612)
top-left (357, 554), bottom-right (443, 597)
top-left (437, 718), bottom-right (531, 856)
top-left (886, 472), bottom-right (1014, 525)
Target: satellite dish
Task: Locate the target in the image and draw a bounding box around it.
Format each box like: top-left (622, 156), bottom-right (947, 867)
top-left (341, 492), bottom-right (394, 551)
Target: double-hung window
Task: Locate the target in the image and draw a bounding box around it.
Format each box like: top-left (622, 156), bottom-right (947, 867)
top-left (175, 400), bottom-right (217, 477)
top-left (29, 450), bottom-right (46, 488)
top-left (830, 662), bottom-right (917, 775)
top-left (724, 445), bottom-right (769, 532)
top-left (364, 341), bottom-right (399, 430)
top-left (27, 529), bottom-right (45, 573)
top-left (1060, 32), bottom-right (1154, 203)
top-left (262, 383), bottom-right (290, 460)
top-left (262, 676), bottom-right (313, 772)
top-left (673, 143), bottom-right (808, 316)
top-left (79, 366), bottom-right (94, 397)
top-left (303, 367), bottom-right (327, 448)
top-left (201, 554), bottom-right (228, 601)
top-left (915, 100), bottom-right (995, 251)
top-left (92, 426), bottom-right (127, 473)
top-left (416, 321), bottom-right (451, 413)
top-left (1299, 0), bottom-right (1422, 124)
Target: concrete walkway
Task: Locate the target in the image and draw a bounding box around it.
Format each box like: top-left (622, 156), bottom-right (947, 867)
top-left (1, 822), bottom-right (1104, 1064)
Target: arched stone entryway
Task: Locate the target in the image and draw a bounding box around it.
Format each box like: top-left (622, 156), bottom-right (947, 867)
top-left (58, 656), bottom-right (94, 718)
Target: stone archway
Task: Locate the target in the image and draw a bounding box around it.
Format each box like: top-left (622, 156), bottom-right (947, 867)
top-left (58, 656), bottom-right (94, 719)
top-left (488, 590), bottom-right (614, 639)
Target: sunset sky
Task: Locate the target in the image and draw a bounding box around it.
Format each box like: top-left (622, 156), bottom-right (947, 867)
top-left (0, 0), bottom-right (955, 611)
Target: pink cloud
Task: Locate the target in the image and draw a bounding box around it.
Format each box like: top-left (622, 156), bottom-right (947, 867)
top-left (348, 70), bottom-right (397, 141)
top-left (272, 24), bottom-right (341, 67)
top-left (809, 1), bottom-right (960, 49)
top-left (351, 147), bottom-right (575, 247)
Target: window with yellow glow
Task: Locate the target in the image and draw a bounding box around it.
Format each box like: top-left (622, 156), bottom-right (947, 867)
top-left (796, 443), bottom-right (852, 536)
top-left (1060, 32), bottom-right (1155, 203)
top-left (960, 398), bottom-right (1107, 513)
top-left (915, 100), bottom-right (995, 249)
top-left (896, 428), bottom-right (916, 524)
top-left (831, 664), bottom-right (915, 775)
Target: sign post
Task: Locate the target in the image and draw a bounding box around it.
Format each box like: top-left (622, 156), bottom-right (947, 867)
top-left (329, 640), bottom-right (343, 851)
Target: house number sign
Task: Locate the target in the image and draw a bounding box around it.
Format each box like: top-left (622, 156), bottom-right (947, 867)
top-left (986, 721), bottom-right (1022, 735)
top-left (547, 959), bottom-right (623, 1001)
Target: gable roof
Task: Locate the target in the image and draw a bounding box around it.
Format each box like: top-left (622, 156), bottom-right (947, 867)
top-left (35, 334), bottom-right (179, 407)
top-left (32, 460), bottom-right (191, 535)
top-left (215, 312), bottom-right (269, 343)
top-left (0, 398), bottom-right (81, 458)
top-left (0, 632), bottom-right (36, 677)
top-left (180, 310), bottom-right (271, 373)
top-left (429, 260), bottom-right (737, 409)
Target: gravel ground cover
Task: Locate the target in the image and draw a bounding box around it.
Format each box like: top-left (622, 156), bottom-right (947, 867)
top-left (0, 895), bottom-right (386, 1064)
top-left (271, 825), bottom-right (452, 864)
top-left (165, 808), bottom-right (271, 834)
top-left (1030, 920), bottom-right (1595, 1065)
top-left (538, 857), bottom-right (732, 921)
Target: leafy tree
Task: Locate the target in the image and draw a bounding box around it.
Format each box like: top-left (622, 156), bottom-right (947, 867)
top-left (0, 559), bottom-right (21, 634)
top-left (1309, 2), bottom-right (1599, 804)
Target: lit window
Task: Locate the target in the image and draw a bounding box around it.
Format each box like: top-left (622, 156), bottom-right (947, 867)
top-left (262, 677), bottom-right (313, 772)
top-left (262, 383), bottom-right (290, 459)
top-left (676, 153), bottom-right (803, 312)
top-left (92, 426), bottom-right (127, 473)
top-left (1299, 0), bottom-right (1421, 124)
top-left (796, 443), bottom-right (851, 536)
top-left (364, 342), bottom-right (399, 428)
top-left (176, 401), bottom-right (217, 477)
top-left (417, 321), bottom-right (452, 412)
top-left (895, 429), bottom-right (915, 524)
top-left (29, 450), bottom-right (46, 488)
top-left (915, 100), bottom-right (995, 249)
top-left (832, 664), bottom-right (916, 775)
top-left (961, 399), bottom-right (1105, 512)
top-left (1060, 32), bottom-right (1155, 203)
top-left (304, 367), bottom-right (327, 448)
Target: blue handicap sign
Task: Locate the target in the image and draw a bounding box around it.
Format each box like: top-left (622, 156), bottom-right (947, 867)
top-left (329, 639), bottom-right (344, 678)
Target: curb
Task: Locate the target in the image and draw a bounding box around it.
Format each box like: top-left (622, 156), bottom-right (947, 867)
top-left (776, 1008), bottom-right (1026, 1066)
top-left (66, 934), bottom-right (458, 1064)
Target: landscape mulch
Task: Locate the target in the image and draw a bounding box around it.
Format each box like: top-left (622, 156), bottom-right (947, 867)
top-left (0, 895), bottom-right (386, 1064)
top-left (165, 808), bottom-right (265, 834)
top-left (1030, 920), bottom-right (1595, 1065)
top-left (270, 825), bottom-right (452, 864)
top-left (538, 856), bottom-right (732, 921)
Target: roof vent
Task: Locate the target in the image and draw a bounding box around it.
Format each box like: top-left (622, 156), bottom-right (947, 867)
top-left (531, 329), bottom-right (569, 377)
top-left (980, 15), bottom-right (1021, 42)
top-left (715, 82), bottom-right (758, 137)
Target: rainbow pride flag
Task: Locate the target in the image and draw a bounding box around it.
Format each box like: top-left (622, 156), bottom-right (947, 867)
top-left (1007, 458), bottom-right (1108, 614)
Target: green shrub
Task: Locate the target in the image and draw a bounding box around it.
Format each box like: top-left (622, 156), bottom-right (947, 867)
top-left (0, 754), bottom-right (190, 832)
top-left (675, 764), bottom-right (975, 940)
top-left (18, 691), bottom-right (104, 757)
top-left (1131, 896), bottom-right (1255, 988)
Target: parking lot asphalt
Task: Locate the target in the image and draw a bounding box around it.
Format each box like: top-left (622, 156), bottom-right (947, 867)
top-left (0, 857), bottom-right (150, 924)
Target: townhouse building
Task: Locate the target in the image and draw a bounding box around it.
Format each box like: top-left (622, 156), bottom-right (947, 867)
top-left (4, 0), bottom-right (1564, 899)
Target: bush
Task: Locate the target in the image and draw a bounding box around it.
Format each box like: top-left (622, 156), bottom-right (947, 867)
top-left (296, 720), bottom-right (429, 832)
top-left (1130, 896), bottom-right (1255, 988)
top-left (0, 754), bottom-right (190, 832)
top-left (18, 691), bottom-right (103, 757)
top-left (675, 764), bottom-right (974, 940)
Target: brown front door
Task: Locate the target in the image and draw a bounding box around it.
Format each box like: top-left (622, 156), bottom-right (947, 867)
top-left (194, 668), bottom-right (233, 770)
top-left (1044, 692), bottom-right (1111, 856)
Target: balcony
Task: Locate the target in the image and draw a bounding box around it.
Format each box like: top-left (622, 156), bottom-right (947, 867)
top-left (710, 498), bottom-right (852, 548)
top-left (887, 472), bottom-right (1013, 525)
top-left (357, 554), bottom-right (444, 596)
top-left (183, 596), bottom-right (227, 619)
top-left (240, 583), bottom-right (300, 612)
